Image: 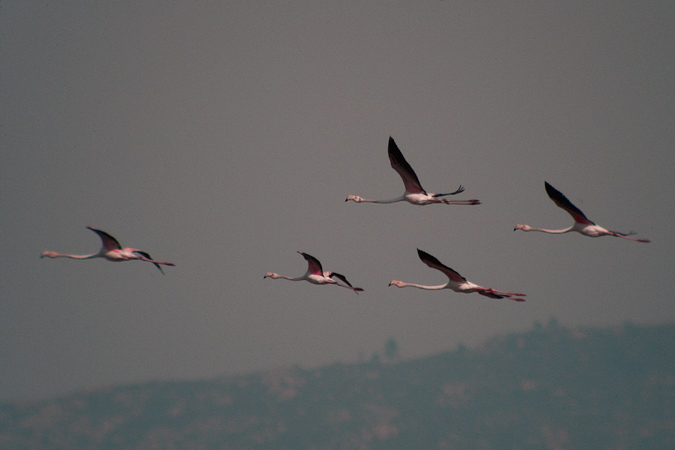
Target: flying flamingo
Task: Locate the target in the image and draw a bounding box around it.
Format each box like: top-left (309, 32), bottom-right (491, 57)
top-left (388, 249), bottom-right (526, 302)
top-left (345, 136), bottom-right (480, 206)
top-left (41, 226), bottom-right (175, 273)
top-left (264, 251), bottom-right (364, 294)
top-left (514, 182), bottom-right (650, 243)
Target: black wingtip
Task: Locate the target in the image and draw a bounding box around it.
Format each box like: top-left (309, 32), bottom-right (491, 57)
top-left (544, 181), bottom-right (562, 198)
top-left (416, 248), bottom-right (430, 259)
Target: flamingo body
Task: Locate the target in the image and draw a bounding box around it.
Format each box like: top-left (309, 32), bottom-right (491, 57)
top-left (345, 137), bottom-right (480, 206)
top-left (41, 227), bottom-right (175, 273)
top-left (264, 251), bottom-right (364, 294)
top-left (514, 182), bottom-right (650, 243)
top-left (389, 249), bottom-right (526, 302)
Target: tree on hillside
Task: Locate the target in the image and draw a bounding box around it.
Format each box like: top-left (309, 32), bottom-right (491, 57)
top-left (384, 337), bottom-right (399, 361)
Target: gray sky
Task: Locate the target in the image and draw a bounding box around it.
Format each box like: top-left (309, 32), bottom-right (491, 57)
top-left (2, 1), bottom-right (674, 402)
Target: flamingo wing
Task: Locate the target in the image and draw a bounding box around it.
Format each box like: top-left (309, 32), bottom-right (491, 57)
top-left (476, 287), bottom-right (526, 302)
top-left (417, 249), bottom-right (466, 283)
top-left (329, 272), bottom-right (364, 292)
top-left (475, 288), bottom-right (504, 299)
top-left (544, 182), bottom-right (595, 225)
top-left (87, 227), bottom-right (122, 251)
top-left (298, 251), bottom-right (324, 276)
top-left (133, 250), bottom-right (165, 274)
top-left (388, 137), bottom-right (425, 194)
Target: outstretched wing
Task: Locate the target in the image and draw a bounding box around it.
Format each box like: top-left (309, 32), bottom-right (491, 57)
top-left (388, 137), bottom-right (425, 194)
top-left (133, 250), bottom-right (165, 274)
top-left (417, 249), bottom-right (466, 283)
top-left (544, 182), bottom-right (595, 225)
top-left (329, 272), bottom-right (364, 292)
top-left (87, 227), bottom-right (122, 251)
top-left (298, 251), bottom-right (324, 276)
top-left (476, 287), bottom-right (526, 302)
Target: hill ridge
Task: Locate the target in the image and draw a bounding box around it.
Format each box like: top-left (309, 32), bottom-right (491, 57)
top-left (2, 321), bottom-right (673, 449)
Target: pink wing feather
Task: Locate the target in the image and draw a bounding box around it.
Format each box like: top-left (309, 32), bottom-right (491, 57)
top-left (544, 182), bottom-right (595, 225)
top-left (87, 227), bottom-right (122, 251)
top-left (388, 137), bottom-right (425, 194)
top-left (417, 249), bottom-right (466, 283)
top-left (298, 252), bottom-right (324, 276)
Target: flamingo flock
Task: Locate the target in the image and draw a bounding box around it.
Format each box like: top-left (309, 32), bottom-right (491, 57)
top-left (42, 137), bottom-right (650, 301)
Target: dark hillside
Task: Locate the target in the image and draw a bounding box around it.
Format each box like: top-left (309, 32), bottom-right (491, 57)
top-left (1, 321), bottom-right (673, 449)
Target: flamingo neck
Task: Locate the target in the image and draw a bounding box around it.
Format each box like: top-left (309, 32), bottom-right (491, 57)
top-left (43, 252), bottom-right (100, 260)
top-left (278, 274), bottom-right (306, 281)
top-left (367, 196), bottom-right (405, 204)
top-left (525, 226), bottom-right (573, 234)
top-left (396, 282), bottom-right (447, 290)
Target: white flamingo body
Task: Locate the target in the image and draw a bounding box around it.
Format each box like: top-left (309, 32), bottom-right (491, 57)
top-left (346, 137), bottom-right (480, 206)
top-left (389, 249), bottom-right (526, 302)
top-left (264, 251), bottom-right (364, 294)
top-left (41, 227), bottom-right (175, 273)
top-left (514, 182), bottom-right (650, 243)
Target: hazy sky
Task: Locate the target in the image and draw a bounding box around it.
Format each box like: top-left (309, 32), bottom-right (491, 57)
top-left (2, 1), bottom-right (674, 402)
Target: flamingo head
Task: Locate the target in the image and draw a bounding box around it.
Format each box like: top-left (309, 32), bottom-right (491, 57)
top-left (41, 251), bottom-right (58, 258)
top-left (388, 280), bottom-right (405, 288)
top-left (264, 272), bottom-right (279, 279)
top-left (513, 224), bottom-right (531, 232)
top-left (345, 195), bottom-right (363, 203)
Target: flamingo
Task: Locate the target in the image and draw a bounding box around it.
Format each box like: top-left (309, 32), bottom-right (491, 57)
top-left (345, 136), bottom-right (480, 206)
top-left (514, 182), bottom-right (650, 243)
top-left (264, 251), bottom-right (364, 294)
top-left (388, 249), bottom-right (526, 302)
top-left (41, 226), bottom-right (175, 273)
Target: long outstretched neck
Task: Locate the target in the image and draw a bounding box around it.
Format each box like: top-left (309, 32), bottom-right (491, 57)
top-left (530, 227), bottom-right (570, 234)
top-left (41, 251), bottom-right (100, 260)
top-left (389, 281), bottom-right (446, 290)
top-left (514, 225), bottom-right (573, 234)
top-left (372, 197), bottom-right (405, 204)
top-left (346, 195), bottom-right (404, 204)
top-left (264, 273), bottom-right (305, 281)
